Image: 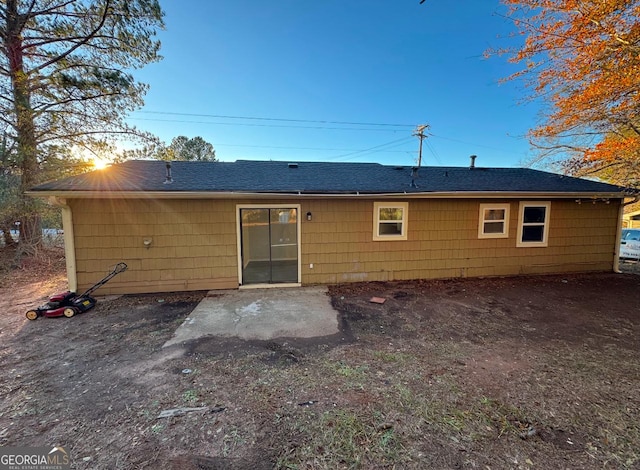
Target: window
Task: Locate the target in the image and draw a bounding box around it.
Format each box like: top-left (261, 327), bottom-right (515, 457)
top-left (517, 202), bottom-right (551, 247)
top-left (478, 204), bottom-right (510, 239)
top-left (373, 202), bottom-right (408, 241)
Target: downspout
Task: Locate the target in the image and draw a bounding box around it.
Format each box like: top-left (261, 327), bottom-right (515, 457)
top-left (49, 197), bottom-right (77, 292)
top-left (614, 194), bottom-right (640, 273)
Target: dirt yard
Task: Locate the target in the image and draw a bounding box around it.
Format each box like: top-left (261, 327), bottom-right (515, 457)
top-left (1, 248), bottom-right (639, 469)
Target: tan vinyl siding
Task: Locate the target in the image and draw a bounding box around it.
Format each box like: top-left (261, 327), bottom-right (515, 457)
top-left (300, 198), bottom-right (620, 284)
top-left (70, 199), bottom-right (239, 295)
top-left (68, 196), bottom-right (621, 295)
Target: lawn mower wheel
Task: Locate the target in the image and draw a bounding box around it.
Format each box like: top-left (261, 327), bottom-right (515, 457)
top-left (63, 307), bottom-right (77, 318)
top-left (26, 310), bottom-right (39, 321)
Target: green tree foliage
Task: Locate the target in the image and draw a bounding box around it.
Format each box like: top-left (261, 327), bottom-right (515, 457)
top-left (0, 136), bottom-right (96, 246)
top-left (165, 136), bottom-right (217, 161)
top-left (123, 136), bottom-right (217, 161)
top-left (0, 0), bottom-right (164, 252)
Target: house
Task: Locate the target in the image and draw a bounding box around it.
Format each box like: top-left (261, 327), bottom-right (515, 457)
top-left (623, 209), bottom-right (640, 228)
top-left (28, 159), bottom-right (631, 295)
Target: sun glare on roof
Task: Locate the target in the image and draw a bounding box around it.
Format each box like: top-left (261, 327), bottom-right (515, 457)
top-left (93, 158), bottom-right (108, 170)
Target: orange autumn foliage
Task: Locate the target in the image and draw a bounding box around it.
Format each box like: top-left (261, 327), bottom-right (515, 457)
top-left (500, 0), bottom-right (640, 186)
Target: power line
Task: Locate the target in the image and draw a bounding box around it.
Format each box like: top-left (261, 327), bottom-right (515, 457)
top-left (134, 110), bottom-right (415, 128)
top-left (425, 139), bottom-right (442, 165)
top-left (326, 136), bottom-right (415, 160)
top-left (129, 117), bottom-right (409, 132)
top-left (214, 142), bottom-right (411, 153)
top-left (338, 140), bottom-right (417, 162)
top-left (128, 111), bottom-right (526, 158)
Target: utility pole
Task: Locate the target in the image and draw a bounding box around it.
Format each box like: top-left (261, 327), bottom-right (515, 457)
top-left (413, 124), bottom-right (429, 167)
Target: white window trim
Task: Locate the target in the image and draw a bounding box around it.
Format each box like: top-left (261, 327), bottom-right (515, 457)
top-left (516, 201), bottom-right (551, 247)
top-left (478, 203), bottom-right (510, 239)
top-left (373, 201), bottom-right (408, 241)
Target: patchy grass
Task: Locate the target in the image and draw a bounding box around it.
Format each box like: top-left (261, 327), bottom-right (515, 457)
top-left (182, 389), bottom-right (199, 404)
top-left (0, 267), bottom-right (639, 469)
top-left (275, 408), bottom-right (407, 469)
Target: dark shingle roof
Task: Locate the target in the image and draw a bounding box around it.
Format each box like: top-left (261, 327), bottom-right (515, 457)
top-left (30, 159), bottom-right (625, 195)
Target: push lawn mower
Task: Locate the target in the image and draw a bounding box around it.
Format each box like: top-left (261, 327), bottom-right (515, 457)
top-left (26, 262), bottom-right (127, 320)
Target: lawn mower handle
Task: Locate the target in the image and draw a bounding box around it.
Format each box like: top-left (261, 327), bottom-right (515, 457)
top-left (79, 262), bottom-right (128, 297)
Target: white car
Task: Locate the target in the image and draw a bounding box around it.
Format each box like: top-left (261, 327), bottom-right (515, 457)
top-left (620, 228), bottom-right (640, 260)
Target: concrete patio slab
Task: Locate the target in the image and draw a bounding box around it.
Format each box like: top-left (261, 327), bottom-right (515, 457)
top-left (163, 286), bottom-right (338, 347)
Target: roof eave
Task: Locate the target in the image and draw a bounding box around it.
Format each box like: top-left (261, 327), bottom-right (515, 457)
top-left (26, 189), bottom-right (628, 200)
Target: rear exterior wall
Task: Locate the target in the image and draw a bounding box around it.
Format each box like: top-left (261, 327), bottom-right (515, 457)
top-left (68, 197), bottom-right (620, 294)
top-left (69, 198), bottom-right (238, 295)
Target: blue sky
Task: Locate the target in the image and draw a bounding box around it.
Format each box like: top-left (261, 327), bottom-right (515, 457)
top-left (128, 1), bottom-right (539, 168)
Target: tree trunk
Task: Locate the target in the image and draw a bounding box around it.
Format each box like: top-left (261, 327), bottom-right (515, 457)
top-left (18, 206), bottom-right (41, 255)
top-left (7, 0), bottom-right (42, 254)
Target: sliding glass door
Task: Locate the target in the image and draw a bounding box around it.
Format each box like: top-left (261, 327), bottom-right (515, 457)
top-left (239, 208), bottom-right (299, 285)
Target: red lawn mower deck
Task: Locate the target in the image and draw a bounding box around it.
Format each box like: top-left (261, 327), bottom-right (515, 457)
top-left (26, 262), bottom-right (127, 320)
